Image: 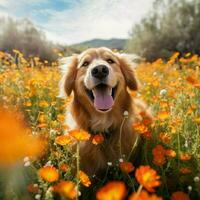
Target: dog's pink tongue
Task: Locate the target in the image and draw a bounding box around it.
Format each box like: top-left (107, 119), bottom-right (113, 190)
top-left (92, 87), bottom-right (114, 110)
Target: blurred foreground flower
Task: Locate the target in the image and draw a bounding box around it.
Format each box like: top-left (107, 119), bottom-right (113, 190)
top-left (53, 180), bottom-right (77, 199)
top-left (96, 181), bottom-right (126, 200)
top-left (135, 166), bottom-right (161, 192)
top-left (38, 166), bottom-right (59, 182)
top-left (0, 108), bottom-right (45, 165)
top-left (129, 190), bottom-right (162, 200)
top-left (171, 191), bottom-right (190, 200)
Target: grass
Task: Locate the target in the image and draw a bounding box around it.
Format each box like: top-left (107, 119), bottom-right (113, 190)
top-left (0, 50), bottom-right (200, 200)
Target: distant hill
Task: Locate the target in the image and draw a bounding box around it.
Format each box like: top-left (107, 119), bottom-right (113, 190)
top-left (70, 38), bottom-right (127, 50)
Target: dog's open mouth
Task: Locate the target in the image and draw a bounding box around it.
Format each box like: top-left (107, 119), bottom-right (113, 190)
top-left (86, 83), bottom-right (117, 112)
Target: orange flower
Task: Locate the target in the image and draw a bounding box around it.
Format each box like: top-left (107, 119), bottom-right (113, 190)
top-left (186, 76), bottom-right (196, 84)
top-left (78, 170), bottom-right (91, 187)
top-left (92, 134), bottom-right (104, 145)
top-left (38, 166), bottom-right (59, 182)
top-left (59, 163), bottom-right (69, 172)
top-left (192, 117), bottom-right (200, 123)
top-left (165, 149), bottom-right (176, 158)
top-left (135, 166), bottom-right (161, 192)
top-left (27, 183), bottom-right (39, 193)
top-left (159, 132), bottom-right (171, 144)
top-left (194, 83), bottom-right (200, 89)
top-left (119, 161), bottom-right (135, 173)
top-left (180, 153), bottom-right (191, 161)
top-left (129, 190), bottom-right (162, 200)
top-left (0, 108), bottom-right (45, 165)
top-left (96, 181), bottom-right (126, 200)
top-left (171, 191), bottom-right (190, 200)
top-left (55, 135), bottom-right (73, 146)
top-left (69, 129), bottom-right (91, 141)
top-left (159, 101), bottom-right (169, 108)
top-left (53, 181), bottom-right (77, 199)
top-left (180, 167), bottom-right (191, 174)
top-left (132, 122), bottom-right (148, 134)
top-left (157, 111), bottom-right (170, 120)
top-left (152, 145), bottom-right (166, 166)
top-left (143, 131), bottom-right (152, 139)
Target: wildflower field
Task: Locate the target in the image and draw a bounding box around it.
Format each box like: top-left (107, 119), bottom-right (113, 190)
top-left (0, 50), bottom-right (200, 200)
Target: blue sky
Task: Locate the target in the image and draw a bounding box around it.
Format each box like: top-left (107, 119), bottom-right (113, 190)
top-left (0, 0), bottom-right (154, 44)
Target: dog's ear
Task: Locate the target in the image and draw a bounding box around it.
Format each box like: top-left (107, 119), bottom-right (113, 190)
top-left (59, 55), bottom-right (78, 97)
top-left (118, 54), bottom-right (139, 90)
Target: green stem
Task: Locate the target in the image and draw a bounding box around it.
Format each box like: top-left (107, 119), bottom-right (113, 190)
top-left (76, 142), bottom-right (80, 200)
top-left (119, 117), bottom-right (127, 158)
top-left (127, 135), bottom-right (139, 161)
top-left (177, 131), bottom-right (181, 169)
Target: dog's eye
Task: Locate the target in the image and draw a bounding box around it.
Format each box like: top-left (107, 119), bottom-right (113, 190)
top-left (82, 61), bottom-right (89, 67)
top-left (107, 59), bottom-right (115, 64)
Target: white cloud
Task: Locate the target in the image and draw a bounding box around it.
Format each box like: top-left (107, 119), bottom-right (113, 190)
top-left (38, 0), bottom-right (154, 44)
top-left (0, 0), bottom-right (154, 44)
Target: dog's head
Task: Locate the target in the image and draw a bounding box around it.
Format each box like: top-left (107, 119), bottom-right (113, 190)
top-left (59, 47), bottom-right (139, 113)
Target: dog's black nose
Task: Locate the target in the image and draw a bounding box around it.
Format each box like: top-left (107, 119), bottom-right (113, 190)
top-left (91, 65), bottom-right (109, 79)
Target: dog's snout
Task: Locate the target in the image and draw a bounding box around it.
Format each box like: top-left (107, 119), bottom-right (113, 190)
top-left (91, 65), bottom-right (109, 79)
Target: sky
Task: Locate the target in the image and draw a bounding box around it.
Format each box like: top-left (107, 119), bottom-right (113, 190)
top-left (0, 0), bottom-right (154, 45)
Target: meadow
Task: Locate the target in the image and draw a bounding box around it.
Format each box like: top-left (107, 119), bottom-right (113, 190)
top-left (0, 50), bottom-right (200, 200)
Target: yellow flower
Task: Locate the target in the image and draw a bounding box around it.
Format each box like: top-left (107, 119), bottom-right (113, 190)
top-left (96, 181), bottom-right (126, 200)
top-left (55, 135), bottom-right (73, 146)
top-left (192, 117), bottom-right (200, 123)
top-left (157, 111), bottom-right (170, 120)
top-left (78, 170), bottom-right (91, 187)
top-left (39, 100), bottom-right (49, 107)
top-left (69, 129), bottom-right (91, 141)
top-left (159, 132), bottom-right (171, 144)
top-left (38, 166), bottom-right (59, 182)
top-left (53, 181), bottom-right (77, 199)
top-left (129, 190), bottom-right (162, 200)
top-left (135, 166), bottom-right (161, 192)
top-left (165, 149), bottom-right (176, 158)
top-left (0, 108), bottom-right (45, 165)
top-left (180, 152), bottom-right (191, 161)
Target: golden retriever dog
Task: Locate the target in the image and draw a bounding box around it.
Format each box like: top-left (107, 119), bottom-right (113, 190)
top-left (59, 47), bottom-right (152, 176)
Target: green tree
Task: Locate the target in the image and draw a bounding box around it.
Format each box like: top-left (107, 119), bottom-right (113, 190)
top-left (127, 0), bottom-right (200, 61)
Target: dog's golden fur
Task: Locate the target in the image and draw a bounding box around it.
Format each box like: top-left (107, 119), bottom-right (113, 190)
top-left (60, 47), bottom-right (152, 176)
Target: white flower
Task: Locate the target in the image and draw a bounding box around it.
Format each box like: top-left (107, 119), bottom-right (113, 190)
top-left (50, 129), bottom-right (56, 136)
top-left (45, 161), bottom-right (52, 166)
top-left (123, 111), bottom-right (129, 117)
top-left (153, 72), bottom-right (157, 76)
top-left (107, 162), bottom-right (112, 166)
top-left (35, 194), bottom-right (41, 200)
top-left (160, 89), bottom-right (167, 96)
top-left (23, 156), bottom-right (29, 162)
top-left (24, 161), bottom-right (31, 167)
top-left (188, 185), bottom-right (192, 191)
top-left (119, 158), bottom-right (123, 163)
top-left (194, 176), bottom-right (200, 182)
top-left (184, 141), bottom-right (188, 148)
